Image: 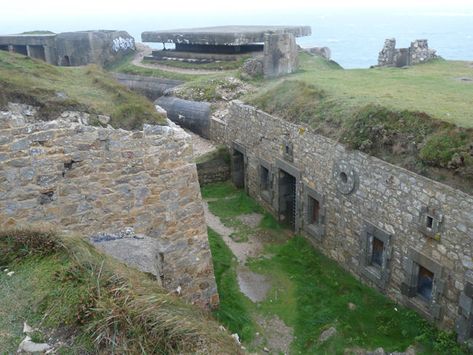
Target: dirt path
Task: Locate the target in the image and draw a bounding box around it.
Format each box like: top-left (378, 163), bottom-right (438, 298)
top-left (203, 202), bottom-right (264, 264)
top-left (203, 201), bottom-right (295, 354)
top-left (132, 43), bottom-right (228, 75)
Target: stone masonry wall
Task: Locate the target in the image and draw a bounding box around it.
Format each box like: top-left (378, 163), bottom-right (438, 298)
top-left (221, 101), bottom-right (473, 336)
top-left (0, 105), bottom-right (218, 309)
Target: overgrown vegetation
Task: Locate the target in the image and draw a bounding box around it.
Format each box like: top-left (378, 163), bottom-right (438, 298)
top-left (0, 51), bottom-right (166, 128)
top-left (203, 182), bottom-right (470, 354)
top-left (0, 228), bottom-right (240, 353)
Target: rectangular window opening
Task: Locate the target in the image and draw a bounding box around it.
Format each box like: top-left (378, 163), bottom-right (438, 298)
top-left (308, 196), bottom-right (320, 225)
top-left (426, 216), bottom-right (434, 230)
top-left (260, 165), bottom-right (270, 192)
top-left (371, 237), bottom-right (384, 268)
top-left (417, 265), bottom-right (434, 301)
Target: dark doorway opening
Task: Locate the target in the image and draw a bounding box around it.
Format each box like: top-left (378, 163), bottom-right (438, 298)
top-left (231, 149), bottom-right (245, 189)
top-left (278, 169), bottom-right (297, 230)
top-left (28, 45), bottom-right (46, 61)
top-left (62, 55), bottom-right (71, 66)
top-left (12, 45), bottom-right (27, 56)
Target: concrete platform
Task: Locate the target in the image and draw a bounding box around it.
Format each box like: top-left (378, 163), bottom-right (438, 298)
top-left (142, 25), bottom-right (311, 45)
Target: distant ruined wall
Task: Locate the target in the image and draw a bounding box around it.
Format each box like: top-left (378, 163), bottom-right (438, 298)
top-left (0, 104), bottom-right (218, 309)
top-left (216, 101), bottom-right (473, 340)
top-left (378, 38), bottom-right (438, 67)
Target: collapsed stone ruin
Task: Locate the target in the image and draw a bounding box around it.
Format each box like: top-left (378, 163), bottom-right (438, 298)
top-left (0, 103), bottom-right (218, 309)
top-left (377, 38), bottom-right (438, 67)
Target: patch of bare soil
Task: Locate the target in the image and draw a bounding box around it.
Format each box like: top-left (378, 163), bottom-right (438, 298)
top-left (203, 202), bottom-right (265, 264)
top-left (254, 315), bottom-right (294, 355)
top-left (237, 266), bottom-right (271, 303)
top-left (237, 213), bottom-right (264, 229)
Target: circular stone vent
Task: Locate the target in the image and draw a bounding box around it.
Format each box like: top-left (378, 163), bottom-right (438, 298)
top-left (333, 161), bottom-right (358, 195)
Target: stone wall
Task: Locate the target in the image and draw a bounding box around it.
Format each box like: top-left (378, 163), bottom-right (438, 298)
top-left (220, 101), bottom-right (473, 339)
top-left (196, 154), bottom-right (231, 186)
top-left (0, 104), bottom-right (218, 309)
top-left (378, 38), bottom-right (438, 67)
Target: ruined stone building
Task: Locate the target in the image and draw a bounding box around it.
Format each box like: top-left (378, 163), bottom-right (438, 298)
top-left (378, 38), bottom-right (438, 67)
top-left (0, 104), bottom-right (218, 309)
top-left (0, 30), bottom-right (135, 66)
top-left (141, 25), bottom-right (311, 78)
top-left (199, 101), bottom-right (472, 343)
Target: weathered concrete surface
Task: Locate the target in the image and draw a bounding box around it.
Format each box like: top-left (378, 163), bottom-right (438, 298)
top-left (0, 104), bottom-right (218, 309)
top-left (142, 25), bottom-right (311, 45)
top-left (112, 73), bottom-right (183, 100)
top-left (155, 96), bottom-right (211, 138)
top-left (218, 101), bottom-right (473, 338)
top-left (263, 33), bottom-right (299, 78)
top-left (0, 30), bottom-right (135, 67)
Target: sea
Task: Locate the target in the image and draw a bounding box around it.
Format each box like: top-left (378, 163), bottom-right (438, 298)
top-left (1, 8), bottom-right (472, 69)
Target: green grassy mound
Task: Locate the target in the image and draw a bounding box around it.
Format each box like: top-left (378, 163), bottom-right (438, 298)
top-left (248, 75), bottom-right (473, 194)
top-left (0, 51), bottom-right (166, 129)
top-left (0, 228), bottom-right (240, 354)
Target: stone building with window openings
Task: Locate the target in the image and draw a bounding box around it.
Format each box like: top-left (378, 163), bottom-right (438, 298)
top-left (215, 100), bottom-right (473, 344)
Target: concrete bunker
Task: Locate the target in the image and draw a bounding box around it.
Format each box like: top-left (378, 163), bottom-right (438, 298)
top-left (12, 45), bottom-right (28, 56)
top-left (28, 45), bottom-right (46, 61)
top-left (142, 25), bottom-right (311, 77)
top-left (155, 96), bottom-right (211, 139)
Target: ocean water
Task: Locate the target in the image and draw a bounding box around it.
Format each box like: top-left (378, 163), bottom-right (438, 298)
top-left (1, 9), bottom-right (472, 68)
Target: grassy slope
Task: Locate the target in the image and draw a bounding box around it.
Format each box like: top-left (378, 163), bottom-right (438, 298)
top-left (247, 54), bottom-right (473, 194)
top-left (0, 229), bottom-right (240, 354)
top-left (0, 51), bottom-right (166, 128)
top-left (260, 54), bottom-right (473, 128)
top-left (107, 52), bottom-right (198, 82)
top-left (203, 182), bottom-right (468, 354)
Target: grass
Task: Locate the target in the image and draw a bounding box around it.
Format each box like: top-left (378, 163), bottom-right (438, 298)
top-left (0, 51), bottom-right (166, 129)
top-left (246, 54), bottom-right (473, 194)
top-left (106, 52), bottom-right (198, 82)
top-left (144, 56), bottom-right (249, 71)
top-left (202, 182), bottom-right (470, 354)
top-left (208, 227), bottom-right (256, 342)
top-left (0, 228), bottom-right (240, 354)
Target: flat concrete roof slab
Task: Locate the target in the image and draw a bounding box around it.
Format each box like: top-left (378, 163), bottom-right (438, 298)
top-left (142, 25), bottom-right (311, 45)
